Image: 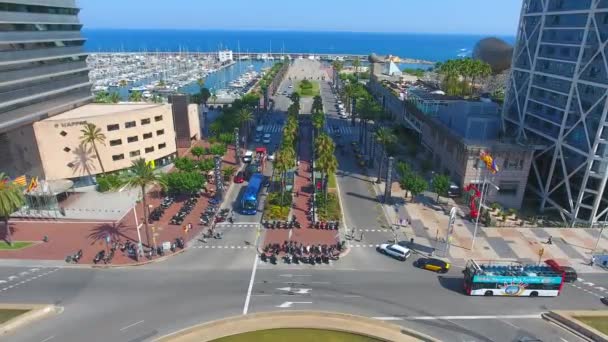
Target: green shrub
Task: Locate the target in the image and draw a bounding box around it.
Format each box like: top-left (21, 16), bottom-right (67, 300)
top-left (490, 202), bottom-right (501, 211)
top-left (197, 158), bottom-right (215, 172)
top-left (96, 174), bottom-right (122, 192)
top-left (507, 208), bottom-right (517, 216)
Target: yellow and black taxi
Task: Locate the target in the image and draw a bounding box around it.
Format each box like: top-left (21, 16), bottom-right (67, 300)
top-left (415, 257), bottom-right (451, 273)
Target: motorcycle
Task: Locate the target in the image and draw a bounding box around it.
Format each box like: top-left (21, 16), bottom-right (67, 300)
top-left (93, 250), bottom-right (105, 264)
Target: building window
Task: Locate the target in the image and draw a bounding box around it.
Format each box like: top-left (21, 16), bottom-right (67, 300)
top-left (143, 132), bottom-right (153, 139)
top-left (154, 115), bottom-right (163, 122)
top-left (107, 124), bottom-right (119, 131)
top-left (125, 121), bottom-right (136, 128)
top-left (60, 130), bottom-right (67, 137)
top-left (498, 181), bottom-right (519, 196)
top-left (158, 143), bottom-right (166, 149)
top-left (129, 150), bottom-right (140, 158)
top-left (63, 147), bottom-right (71, 152)
top-left (109, 139), bottom-right (122, 146)
top-left (156, 129), bottom-right (165, 136)
top-left (141, 118), bottom-right (151, 125)
top-left (145, 146), bottom-right (154, 153)
top-left (112, 154), bottom-right (125, 161)
top-left (127, 136), bottom-right (138, 143)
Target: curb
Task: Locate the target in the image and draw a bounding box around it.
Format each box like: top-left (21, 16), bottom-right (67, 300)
top-left (0, 304), bottom-right (61, 336)
top-left (154, 310), bottom-right (439, 342)
top-left (542, 311), bottom-right (608, 342)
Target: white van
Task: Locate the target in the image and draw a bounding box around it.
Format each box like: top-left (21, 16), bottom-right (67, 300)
top-left (256, 126), bottom-right (264, 133)
top-left (376, 243), bottom-right (412, 261)
top-left (242, 150), bottom-right (253, 163)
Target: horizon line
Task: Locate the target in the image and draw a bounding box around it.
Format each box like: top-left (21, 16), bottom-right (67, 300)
top-left (81, 27), bottom-right (516, 37)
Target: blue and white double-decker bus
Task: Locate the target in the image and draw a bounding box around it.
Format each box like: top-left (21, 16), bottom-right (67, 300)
top-left (241, 173), bottom-right (263, 215)
top-left (463, 260), bottom-right (564, 297)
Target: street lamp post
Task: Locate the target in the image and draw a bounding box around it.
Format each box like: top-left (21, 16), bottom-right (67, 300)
top-left (132, 206), bottom-right (144, 256)
top-left (593, 210), bottom-right (608, 253)
top-left (470, 175), bottom-right (499, 250)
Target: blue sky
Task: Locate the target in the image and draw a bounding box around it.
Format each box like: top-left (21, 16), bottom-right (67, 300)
top-left (78, 0), bottom-right (521, 35)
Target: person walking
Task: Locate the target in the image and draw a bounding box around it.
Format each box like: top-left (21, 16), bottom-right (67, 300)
top-left (591, 255), bottom-right (596, 267)
top-left (360, 231), bottom-right (364, 242)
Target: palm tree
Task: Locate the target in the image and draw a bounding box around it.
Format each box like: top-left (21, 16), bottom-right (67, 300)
top-left (80, 123), bottom-right (107, 175)
top-left (211, 92), bottom-right (218, 105)
top-left (274, 150), bottom-right (288, 201)
top-left (374, 127), bottom-right (396, 182)
top-left (129, 91), bottom-right (143, 102)
top-left (312, 112), bottom-right (325, 140)
top-left (122, 159), bottom-right (167, 248)
top-left (312, 95), bottom-right (324, 114)
top-left (352, 57), bottom-right (361, 80)
top-left (109, 92), bottom-right (120, 103)
top-left (0, 173), bottom-right (25, 245)
top-left (316, 152), bottom-right (338, 213)
top-left (237, 108), bottom-right (254, 147)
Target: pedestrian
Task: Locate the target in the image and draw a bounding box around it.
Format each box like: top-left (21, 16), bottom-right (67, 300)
top-left (188, 222), bottom-right (192, 231)
top-left (591, 255), bottom-right (595, 267)
top-left (547, 236), bottom-right (553, 245)
top-left (360, 231), bottom-right (364, 241)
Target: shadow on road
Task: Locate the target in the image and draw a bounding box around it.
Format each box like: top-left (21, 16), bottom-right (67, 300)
top-left (345, 191), bottom-right (378, 203)
top-left (437, 275), bottom-right (465, 295)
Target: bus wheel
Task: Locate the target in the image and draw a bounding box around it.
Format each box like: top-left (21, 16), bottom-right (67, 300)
top-left (484, 291), bottom-right (493, 296)
top-left (530, 291), bottom-right (539, 297)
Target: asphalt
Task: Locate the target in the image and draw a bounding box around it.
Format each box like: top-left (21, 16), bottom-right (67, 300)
top-left (0, 59), bottom-right (605, 342)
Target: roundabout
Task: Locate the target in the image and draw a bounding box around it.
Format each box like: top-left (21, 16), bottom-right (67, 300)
top-left (156, 311), bottom-right (437, 342)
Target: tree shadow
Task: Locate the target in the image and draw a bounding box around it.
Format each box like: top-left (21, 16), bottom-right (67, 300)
top-left (346, 191), bottom-right (378, 203)
top-left (87, 221), bottom-right (138, 246)
top-left (0, 221), bottom-right (17, 242)
top-left (70, 143), bottom-right (99, 177)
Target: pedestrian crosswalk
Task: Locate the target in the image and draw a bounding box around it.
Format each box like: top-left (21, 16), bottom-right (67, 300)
top-left (193, 245), bottom-right (254, 250)
top-left (259, 125), bottom-right (283, 133)
top-left (215, 222), bottom-right (260, 228)
top-left (324, 123), bottom-right (355, 135)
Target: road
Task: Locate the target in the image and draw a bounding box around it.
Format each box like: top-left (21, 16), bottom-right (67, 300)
top-left (1, 59), bottom-right (605, 342)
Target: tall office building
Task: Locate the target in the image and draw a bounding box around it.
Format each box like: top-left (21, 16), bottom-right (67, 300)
top-left (0, 0), bottom-right (92, 177)
top-left (503, 0), bottom-right (608, 224)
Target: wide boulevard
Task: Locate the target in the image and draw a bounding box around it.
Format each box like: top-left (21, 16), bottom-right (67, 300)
top-left (1, 60), bottom-right (605, 342)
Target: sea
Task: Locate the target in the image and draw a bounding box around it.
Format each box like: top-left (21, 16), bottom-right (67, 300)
top-left (83, 29), bottom-right (516, 63)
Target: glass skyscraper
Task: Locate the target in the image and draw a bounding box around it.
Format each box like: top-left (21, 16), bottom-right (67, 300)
top-left (503, 0), bottom-right (608, 225)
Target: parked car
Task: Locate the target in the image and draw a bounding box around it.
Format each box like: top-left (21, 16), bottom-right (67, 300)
top-left (254, 134), bottom-right (262, 143)
top-left (263, 133), bottom-right (271, 144)
top-left (415, 257), bottom-right (450, 273)
top-left (234, 172), bottom-right (245, 184)
top-left (242, 150), bottom-right (253, 163)
top-left (376, 244), bottom-right (411, 261)
top-left (267, 153), bottom-right (275, 161)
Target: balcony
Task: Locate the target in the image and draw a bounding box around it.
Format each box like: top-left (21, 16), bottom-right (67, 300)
top-left (1, 30), bottom-right (83, 43)
top-left (0, 46), bottom-right (85, 64)
top-left (0, 11), bottom-right (80, 25)
top-left (0, 60), bottom-right (89, 85)
top-left (0, 75), bottom-right (91, 106)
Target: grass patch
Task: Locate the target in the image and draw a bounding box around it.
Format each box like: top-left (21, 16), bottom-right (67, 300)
top-left (0, 241), bottom-right (34, 250)
top-left (295, 80), bottom-right (320, 97)
top-left (0, 309), bottom-right (29, 324)
top-left (328, 173), bottom-right (337, 189)
top-left (214, 328), bottom-right (381, 342)
top-left (573, 316), bottom-right (608, 334)
top-left (316, 193), bottom-right (341, 221)
top-left (263, 192), bottom-right (292, 220)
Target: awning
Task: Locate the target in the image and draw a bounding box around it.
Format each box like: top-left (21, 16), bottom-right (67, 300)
top-left (255, 147), bottom-right (267, 154)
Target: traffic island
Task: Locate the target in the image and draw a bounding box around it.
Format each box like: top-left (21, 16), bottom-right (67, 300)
top-left (155, 311), bottom-right (439, 342)
top-left (0, 304), bottom-right (60, 336)
top-left (543, 310), bottom-right (608, 342)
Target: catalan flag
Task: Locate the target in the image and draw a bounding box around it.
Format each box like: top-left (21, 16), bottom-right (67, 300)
top-left (27, 177), bottom-right (38, 192)
top-left (12, 175), bottom-right (27, 186)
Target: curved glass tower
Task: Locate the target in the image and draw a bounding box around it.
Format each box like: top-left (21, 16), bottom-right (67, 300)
top-left (503, 0), bottom-right (608, 225)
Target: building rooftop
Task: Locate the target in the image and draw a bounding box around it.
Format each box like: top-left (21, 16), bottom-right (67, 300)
top-left (43, 103), bottom-right (169, 121)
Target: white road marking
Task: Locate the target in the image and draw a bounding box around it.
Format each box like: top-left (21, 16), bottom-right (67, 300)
top-left (584, 282), bottom-right (595, 286)
top-left (595, 287), bottom-right (606, 291)
top-left (577, 278), bottom-right (584, 282)
top-left (119, 320), bottom-right (144, 331)
top-left (242, 249), bottom-right (259, 315)
top-left (344, 295), bottom-right (361, 298)
top-left (373, 317), bottom-right (403, 321)
top-left (276, 301), bottom-right (312, 308)
top-left (39, 336), bottom-right (55, 342)
top-left (19, 272), bottom-right (28, 276)
top-left (397, 314), bottom-right (543, 320)
top-left (277, 287), bottom-right (311, 294)
top-left (279, 274), bottom-right (312, 278)
top-left (0, 280), bottom-right (6, 284)
top-left (8, 276), bottom-right (17, 281)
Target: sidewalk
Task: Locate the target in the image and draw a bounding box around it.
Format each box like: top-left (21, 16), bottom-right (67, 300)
top-left (0, 142), bottom-right (238, 266)
top-left (347, 143), bottom-right (608, 273)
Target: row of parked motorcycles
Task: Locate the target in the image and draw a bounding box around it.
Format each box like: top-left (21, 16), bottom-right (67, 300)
top-left (200, 198), bottom-right (230, 226)
top-left (149, 196), bottom-right (175, 222)
top-left (311, 220), bottom-right (340, 230)
top-left (260, 241), bottom-right (345, 265)
top-left (169, 196), bottom-right (198, 225)
top-left (263, 217), bottom-right (301, 229)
